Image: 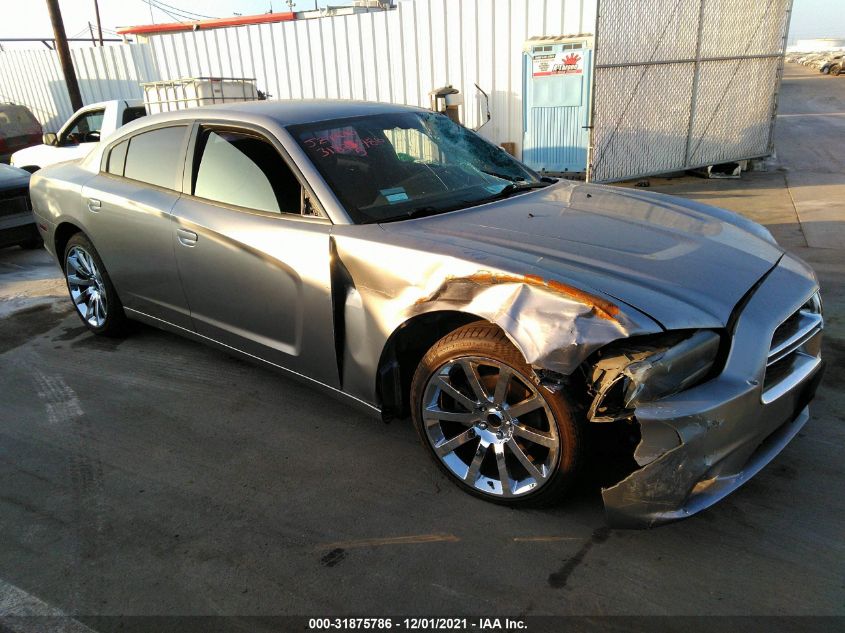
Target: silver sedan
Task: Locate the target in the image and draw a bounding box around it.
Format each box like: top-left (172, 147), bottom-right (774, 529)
top-left (29, 101), bottom-right (824, 527)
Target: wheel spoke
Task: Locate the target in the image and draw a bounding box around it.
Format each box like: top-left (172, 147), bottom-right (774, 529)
top-left (423, 406), bottom-right (477, 426)
top-left (434, 428), bottom-right (477, 457)
top-left (95, 296), bottom-right (105, 324)
top-left (458, 359), bottom-right (488, 402)
top-left (436, 376), bottom-right (476, 412)
top-left (77, 251), bottom-right (93, 276)
top-left (492, 366), bottom-right (512, 405)
top-left (508, 440), bottom-right (544, 481)
top-left (513, 424), bottom-right (557, 448)
top-left (67, 274), bottom-right (93, 287)
top-left (507, 395), bottom-right (544, 420)
top-left (494, 443), bottom-right (511, 495)
top-left (67, 255), bottom-right (88, 277)
top-left (464, 442), bottom-right (487, 484)
top-left (73, 288), bottom-right (91, 305)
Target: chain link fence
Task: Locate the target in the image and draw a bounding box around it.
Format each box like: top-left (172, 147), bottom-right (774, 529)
top-left (589, 0), bottom-right (792, 182)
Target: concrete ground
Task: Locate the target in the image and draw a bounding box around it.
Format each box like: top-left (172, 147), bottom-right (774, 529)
top-left (0, 63), bottom-right (843, 621)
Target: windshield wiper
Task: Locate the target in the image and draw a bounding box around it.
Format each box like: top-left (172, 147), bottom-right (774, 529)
top-left (490, 181), bottom-right (549, 200)
top-left (363, 201), bottom-right (474, 224)
top-left (402, 201), bottom-right (475, 220)
top-left (479, 169), bottom-right (523, 182)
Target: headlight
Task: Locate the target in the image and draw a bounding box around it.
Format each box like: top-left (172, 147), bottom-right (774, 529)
top-left (586, 330), bottom-right (721, 422)
top-left (622, 330), bottom-right (721, 405)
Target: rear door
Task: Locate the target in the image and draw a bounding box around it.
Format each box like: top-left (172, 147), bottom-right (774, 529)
top-left (81, 124), bottom-right (193, 328)
top-left (170, 123), bottom-right (338, 387)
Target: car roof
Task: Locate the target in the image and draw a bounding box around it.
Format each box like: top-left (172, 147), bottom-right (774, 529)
top-left (137, 99), bottom-right (429, 129)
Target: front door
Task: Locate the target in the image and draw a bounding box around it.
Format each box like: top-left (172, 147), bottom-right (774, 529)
top-left (522, 38), bottom-right (593, 174)
top-left (170, 125), bottom-right (338, 387)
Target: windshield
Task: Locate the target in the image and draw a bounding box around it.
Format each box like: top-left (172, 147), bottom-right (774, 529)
top-left (288, 111), bottom-right (547, 224)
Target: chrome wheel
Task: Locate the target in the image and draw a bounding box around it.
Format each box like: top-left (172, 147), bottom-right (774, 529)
top-left (66, 245), bottom-right (108, 328)
top-left (421, 356), bottom-right (561, 498)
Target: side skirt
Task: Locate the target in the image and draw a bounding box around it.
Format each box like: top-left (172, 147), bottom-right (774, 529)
top-left (124, 307), bottom-right (383, 421)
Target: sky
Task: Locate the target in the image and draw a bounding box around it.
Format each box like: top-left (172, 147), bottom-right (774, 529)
top-left (0, 0), bottom-right (842, 45)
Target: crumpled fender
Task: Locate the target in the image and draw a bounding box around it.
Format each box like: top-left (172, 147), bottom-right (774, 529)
top-left (330, 229), bottom-right (662, 404)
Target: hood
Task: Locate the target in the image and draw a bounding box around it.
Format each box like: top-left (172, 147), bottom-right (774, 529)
top-left (379, 181), bottom-right (784, 330)
top-left (0, 163), bottom-right (31, 189)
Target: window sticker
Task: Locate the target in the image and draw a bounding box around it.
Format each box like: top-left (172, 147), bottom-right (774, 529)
top-left (380, 187), bottom-right (409, 204)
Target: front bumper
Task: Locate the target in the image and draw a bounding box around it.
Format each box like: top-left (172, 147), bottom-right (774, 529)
top-left (603, 256), bottom-right (824, 528)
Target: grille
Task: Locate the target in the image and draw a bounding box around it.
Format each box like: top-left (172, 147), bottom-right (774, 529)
top-left (762, 293), bottom-right (823, 404)
top-left (0, 187), bottom-right (31, 218)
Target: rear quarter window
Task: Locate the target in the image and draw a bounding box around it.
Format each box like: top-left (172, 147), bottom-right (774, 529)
top-left (106, 140), bottom-right (129, 176)
top-left (123, 126), bottom-right (187, 190)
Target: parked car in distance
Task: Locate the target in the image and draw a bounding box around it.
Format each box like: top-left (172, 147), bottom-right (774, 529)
top-left (10, 99), bottom-right (146, 172)
top-left (0, 163), bottom-right (40, 249)
top-left (0, 103), bottom-right (43, 164)
top-left (29, 101), bottom-right (824, 528)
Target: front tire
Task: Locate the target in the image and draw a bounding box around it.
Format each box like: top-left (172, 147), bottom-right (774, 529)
top-left (63, 233), bottom-right (128, 337)
top-left (411, 322), bottom-right (582, 506)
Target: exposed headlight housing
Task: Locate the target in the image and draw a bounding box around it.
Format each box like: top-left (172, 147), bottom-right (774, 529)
top-left (585, 330), bottom-right (721, 422)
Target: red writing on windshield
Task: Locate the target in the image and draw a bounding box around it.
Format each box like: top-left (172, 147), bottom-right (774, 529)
top-left (302, 129), bottom-right (386, 158)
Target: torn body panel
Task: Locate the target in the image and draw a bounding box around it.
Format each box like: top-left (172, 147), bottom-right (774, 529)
top-left (329, 224), bottom-right (663, 407)
top-left (589, 258), bottom-right (823, 528)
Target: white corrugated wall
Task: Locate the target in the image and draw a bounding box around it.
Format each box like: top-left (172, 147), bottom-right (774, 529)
top-left (144, 0), bottom-right (597, 153)
top-left (0, 44), bottom-right (159, 132)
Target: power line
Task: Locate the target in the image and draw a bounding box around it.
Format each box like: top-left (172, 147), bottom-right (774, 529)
top-left (142, 0), bottom-right (218, 20)
top-left (154, 0), bottom-right (218, 19)
top-left (139, 0), bottom-right (185, 23)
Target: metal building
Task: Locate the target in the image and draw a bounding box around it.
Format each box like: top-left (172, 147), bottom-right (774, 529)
top-left (0, 0), bottom-right (794, 183)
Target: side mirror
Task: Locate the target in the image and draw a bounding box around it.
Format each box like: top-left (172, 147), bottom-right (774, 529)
top-left (42, 132), bottom-right (57, 146)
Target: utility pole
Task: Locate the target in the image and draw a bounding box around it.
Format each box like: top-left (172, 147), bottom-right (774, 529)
top-left (46, 0), bottom-right (83, 112)
top-left (93, 0), bottom-right (104, 46)
top-left (88, 21), bottom-right (96, 46)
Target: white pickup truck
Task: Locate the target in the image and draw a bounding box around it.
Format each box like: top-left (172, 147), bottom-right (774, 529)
top-left (10, 99), bottom-right (145, 172)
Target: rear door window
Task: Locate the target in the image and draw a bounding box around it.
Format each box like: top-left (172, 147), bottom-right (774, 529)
top-left (192, 128), bottom-right (302, 215)
top-left (123, 126), bottom-right (187, 190)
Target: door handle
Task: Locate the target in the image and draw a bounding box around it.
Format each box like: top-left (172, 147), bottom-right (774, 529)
top-left (87, 198), bottom-right (101, 213)
top-left (176, 228), bottom-right (198, 247)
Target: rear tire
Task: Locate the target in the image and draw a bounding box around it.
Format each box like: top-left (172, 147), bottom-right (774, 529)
top-left (411, 321), bottom-right (582, 507)
top-left (63, 233), bottom-right (128, 337)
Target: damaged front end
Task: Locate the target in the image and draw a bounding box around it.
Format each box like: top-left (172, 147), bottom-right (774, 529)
top-left (580, 268), bottom-right (823, 528)
top-left (580, 330), bottom-right (723, 522)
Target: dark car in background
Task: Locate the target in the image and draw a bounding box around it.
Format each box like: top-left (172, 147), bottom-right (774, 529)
top-left (0, 103), bottom-right (43, 163)
top-left (0, 163), bottom-right (40, 249)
